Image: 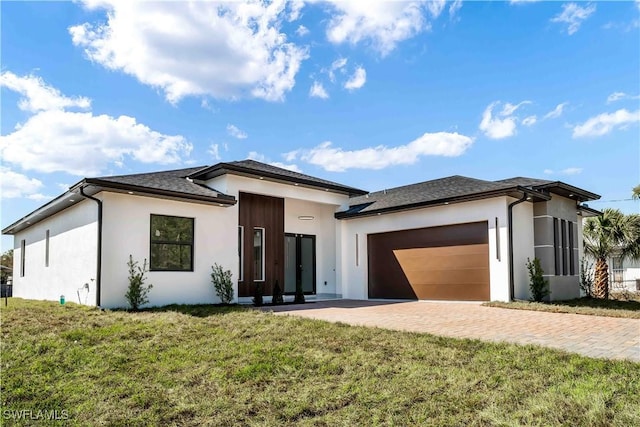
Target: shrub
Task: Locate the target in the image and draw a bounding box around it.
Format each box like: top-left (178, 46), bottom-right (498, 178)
top-left (579, 258), bottom-right (594, 298)
top-left (271, 280), bottom-right (284, 305)
top-left (294, 279), bottom-right (305, 304)
top-left (125, 255), bottom-right (153, 311)
top-left (253, 282), bottom-right (263, 307)
top-left (211, 263), bottom-right (234, 304)
top-left (526, 257), bottom-right (549, 302)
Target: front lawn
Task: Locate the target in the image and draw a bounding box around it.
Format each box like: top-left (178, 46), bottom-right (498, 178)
top-left (1, 299), bottom-right (639, 426)
top-left (484, 296), bottom-right (640, 319)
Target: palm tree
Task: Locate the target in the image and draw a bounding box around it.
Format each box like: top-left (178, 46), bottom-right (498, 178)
top-left (633, 184), bottom-right (640, 200)
top-left (583, 209), bottom-right (640, 299)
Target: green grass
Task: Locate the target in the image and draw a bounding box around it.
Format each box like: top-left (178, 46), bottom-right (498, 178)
top-left (2, 299), bottom-right (639, 426)
top-left (484, 296), bottom-right (640, 319)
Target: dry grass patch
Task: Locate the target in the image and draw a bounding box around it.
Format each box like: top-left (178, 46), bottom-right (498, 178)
top-left (1, 298), bottom-right (639, 426)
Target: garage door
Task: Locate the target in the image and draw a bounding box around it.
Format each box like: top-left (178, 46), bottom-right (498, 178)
top-left (367, 221), bottom-right (490, 301)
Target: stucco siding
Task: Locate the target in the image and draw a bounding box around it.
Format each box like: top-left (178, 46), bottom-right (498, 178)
top-left (100, 192), bottom-right (237, 308)
top-left (338, 197), bottom-right (512, 302)
top-left (11, 199), bottom-right (98, 305)
top-left (512, 201), bottom-right (535, 300)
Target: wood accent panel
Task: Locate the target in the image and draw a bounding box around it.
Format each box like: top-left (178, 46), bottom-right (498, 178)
top-left (238, 192), bottom-right (284, 297)
top-left (393, 244), bottom-right (490, 300)
top-left (367, 221), bottom-right (489, 301)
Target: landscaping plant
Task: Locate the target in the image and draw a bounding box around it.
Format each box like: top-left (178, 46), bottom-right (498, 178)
top-left (211, 263), bottom-right (234, 304)
top-left (124, 255), bottom-right (153, 311)
top-left (526, 257), bottom-right (549, 302)
top-left (253, 282), bottom-right (263, 307)
top-left (579, 257), bottom-right (594, 298)
top-left (271, 279), bottom-right (284, 305)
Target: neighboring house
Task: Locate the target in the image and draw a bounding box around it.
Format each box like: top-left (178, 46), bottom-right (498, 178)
top-left (2, 160), bottom-right (601, 308)
top-left (606, 254), bottom-right (640, 292)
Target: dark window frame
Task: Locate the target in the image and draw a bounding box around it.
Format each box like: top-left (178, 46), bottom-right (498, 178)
top-left (553, 218), bottom-right (560, 275)
top-left (561, 219), bottom-right (567, 275)
top-left (253, 227), bottom-right (265, 282)
top-left (149, 214), bottom-right (195, 272)
top-left (238, 226), bottom-right (244, 282)
top-left (45, 230), bottom-right (50, 268)
top-left (20, 239), bottom-right (26, 277)
top-left (568, 221), bottom-right (575, 276)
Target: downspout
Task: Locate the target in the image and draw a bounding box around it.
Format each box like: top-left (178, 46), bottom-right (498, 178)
top-left (80, 187), bottom-right (102, 307)
top-left (507, 192), bottom-right (529, 301)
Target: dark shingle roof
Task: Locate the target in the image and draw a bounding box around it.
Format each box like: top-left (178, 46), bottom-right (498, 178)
top-left (85, 166), bottom-right (235, 203)
top-left (339, 176), bottom-right (520, 217)
top-left (337, 174), bottom-right (600, 219)
top-left (189, 159), bottom-right (367, 196)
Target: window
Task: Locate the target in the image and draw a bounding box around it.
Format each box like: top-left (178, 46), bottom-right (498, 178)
top-left (611, 257), bottom-right (623, 284)
top-left (20, 239), bottom-right (25, 277)
top-left (45, 230), bottom-right (50, 267)
top-left (253, 228), bottom-right (265, 281)
top-left (553, 218), bottom-right (560, 275)
top-left (150, 214), bottom-right (194, 271)
top-left (568, 222), bottom-right (575, 275)
top-left (561, 219), bottom-right (567, 275)
top-left (238, 226), bottom-right (244, 282)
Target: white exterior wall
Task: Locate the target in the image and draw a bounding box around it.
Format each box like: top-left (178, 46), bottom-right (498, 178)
top-left (100, 192), bottom-right (236, 308)
top-left (11, 199), bottom-right (98, 305)
top-left (338, 197), bottom-right (512, 301)
top-left (512, 201), bottom-right (535, 300)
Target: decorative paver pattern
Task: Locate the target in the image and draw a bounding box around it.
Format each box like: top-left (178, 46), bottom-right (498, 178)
top-left (263, 300), bottom-right (640, 362)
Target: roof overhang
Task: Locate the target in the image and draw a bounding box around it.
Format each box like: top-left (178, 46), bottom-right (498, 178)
top-left (2, 180), bottom-right (236, 235)
top-left (577, 204), bottom-right (602, 218)
top-left (335, 186), bottom-right (550, 219)
top-left (533, 181), bottom-right (600, 202)
top-left (189, 162), bottom-right (368, 197)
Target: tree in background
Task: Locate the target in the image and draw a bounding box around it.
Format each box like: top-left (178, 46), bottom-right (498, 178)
top-left (1, 250), bottom-right (13, 284)
top-left (583, 209), bottom-right (640, 299)
top-left (633, 184), bottom-right (640, 200)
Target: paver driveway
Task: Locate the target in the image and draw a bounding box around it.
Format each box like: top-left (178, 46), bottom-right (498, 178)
top-left (264, 300), bottom-right (640, 362)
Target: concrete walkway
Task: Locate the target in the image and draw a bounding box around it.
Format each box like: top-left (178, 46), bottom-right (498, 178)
top-left (263, 300), bottom-right (640, 362)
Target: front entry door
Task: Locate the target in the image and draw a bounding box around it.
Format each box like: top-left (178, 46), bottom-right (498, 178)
top-left (284, 234), bottom-right (316, 295)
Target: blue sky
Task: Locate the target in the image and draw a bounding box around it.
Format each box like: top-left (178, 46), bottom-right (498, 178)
top-left (1, 0), bottom-right (639, 251)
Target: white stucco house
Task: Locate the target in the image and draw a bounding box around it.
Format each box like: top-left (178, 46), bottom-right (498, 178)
top-left (2, 160), bottom-right (601, 308)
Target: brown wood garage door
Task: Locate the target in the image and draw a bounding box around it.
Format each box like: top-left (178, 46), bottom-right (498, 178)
top-left (367, 221), bottom-right (490, 301)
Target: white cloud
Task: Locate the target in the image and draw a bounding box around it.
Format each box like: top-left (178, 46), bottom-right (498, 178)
top-left (449, 0), bottom-right (463, 17)
top-left (69, 1), bottom-right (308, 103)
top-left (551, 3), bottom-right (596, 35)
top-left (344, 67), bottom-right (367, 91)
top-left (295, 25), bottom-right (309, 36)
top-left (324, 1), bottom-right (430, 56)
top-left (522, 115), bottom-right (537, 126)
top-left (328, 57), bottom-right (348, 82)
top-left (607, 92), bottom-right (640, 103)
top-left (543, 102), bottom-right (568, 120)
top-left (0, 71), bottom-right (90, 113)
top-left (544, 167), bottom-right (583, 175)
top-left (573, 109), bottom-right (640, 138)
top-left (247, 151), bottom-right (302, 173)
top-left (287, 132), bottom-right (474, 172)
top-left (208, 144), bottom-right (221, 161)
top-left (479, 101), bottom-right (530, 139)
top-left (0, 167), bottom-right (45, 199)
top-left (1, 71), bottom-right (191, 176)
top-left (1, 110), bottom-right (192, 176)
top-left (226, 124), bottom-right (248, 139)
top-left (309, 81), bottom-right (329, 99)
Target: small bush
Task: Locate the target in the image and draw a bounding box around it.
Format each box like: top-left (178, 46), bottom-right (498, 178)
top-left (125, 255), bottom-right (153, 311)
top-left (211, 263), bottom-right (234, 304)
top-left (253, 282), bottom-right (263, 307)
top-left (294, 280), bottom-right (305, 304)
top-left (579, 258), bottom-right (594, 298)
top-left (526, 257), bottom-right (549, 302)
top-left (271, 280), bottom-right (284, 305)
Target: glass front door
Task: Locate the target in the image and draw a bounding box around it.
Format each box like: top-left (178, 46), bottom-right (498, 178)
top-left (284, 234), bottom-right (316, 294)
